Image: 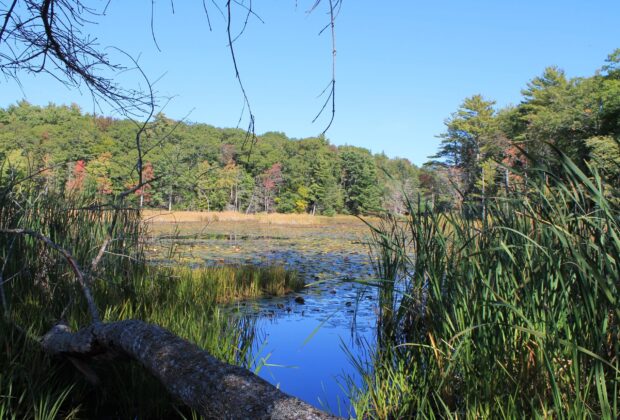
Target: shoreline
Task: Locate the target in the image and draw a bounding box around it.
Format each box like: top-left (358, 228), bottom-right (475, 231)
top-left (142, 210), bottom-right (371, 226)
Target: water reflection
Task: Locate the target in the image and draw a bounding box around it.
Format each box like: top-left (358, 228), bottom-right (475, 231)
top-left (227, 279), bottom-right (377, 417)
top-left (148, 220), bottom-right (379, 416)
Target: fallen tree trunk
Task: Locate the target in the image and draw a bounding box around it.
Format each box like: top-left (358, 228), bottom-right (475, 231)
top-left (4, 228), bottom-right (336, 418)
top-left (41, 320), bottom-right (338, 419)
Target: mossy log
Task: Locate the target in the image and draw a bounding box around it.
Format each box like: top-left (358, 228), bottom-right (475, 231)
top-left (41, 320), bottom-right (338, 420)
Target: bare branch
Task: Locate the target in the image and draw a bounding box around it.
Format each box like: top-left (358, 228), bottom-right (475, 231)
top-left (230, 0), bottom-right (263, 44)
top-left (150, 0), bottom-right (162, 52)
top-left (201, 0), bottom-right (213, 31)
top-left (0, 228), bottom-right (100, 323)
top-left (311, 0), bottom-right (336, 134)
top-left (0, 0), bottom-right (19, 45)
top-left (226, 0), bottom-right (256, 145)
top-left (1, 0), bottom-right (153, 116)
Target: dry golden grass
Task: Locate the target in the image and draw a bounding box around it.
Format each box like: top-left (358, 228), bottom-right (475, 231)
top-left (142, 210), bottom-right (366, 226)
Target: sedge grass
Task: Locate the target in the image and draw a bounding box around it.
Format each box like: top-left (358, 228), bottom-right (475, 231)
top-left (0, 173), bottom-right (304, 418)
top-left (356, 156), bottom-right (620, 418)
top-left (143, 209), bottom-right (368, 226)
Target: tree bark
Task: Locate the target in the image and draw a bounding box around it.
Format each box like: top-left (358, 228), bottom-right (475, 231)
top-left (41, 320), bottom-right (338, 420)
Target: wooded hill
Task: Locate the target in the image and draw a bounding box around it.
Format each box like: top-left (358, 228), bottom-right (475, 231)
top-left (2, 49), bottom-right (620, 216)
top-left (0, 102), bottom-right (435, 215)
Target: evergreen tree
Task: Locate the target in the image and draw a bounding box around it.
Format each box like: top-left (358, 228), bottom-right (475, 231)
top-left (431, 95), bottom-right (498, 214)
top-left (339, 147), bottom-right (381, 215)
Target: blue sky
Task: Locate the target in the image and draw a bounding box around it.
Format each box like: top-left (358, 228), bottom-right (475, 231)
top-left (2, 1), bottom-right (620, 166)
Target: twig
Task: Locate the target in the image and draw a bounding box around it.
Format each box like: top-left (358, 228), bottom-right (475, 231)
top-left (310, 0), bottom-right (337, 134)
top-left (150, 0), bottom-right (162, 52)
top-left (226, 0), bottom-right (256, 147)
top-left (0, 0), bottom-right (19, 45)
top-left (0, 228), bottom-right (100, 323)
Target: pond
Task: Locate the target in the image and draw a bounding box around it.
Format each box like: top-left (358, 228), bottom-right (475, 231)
top-left (147, 217), bottom-right (380, 416)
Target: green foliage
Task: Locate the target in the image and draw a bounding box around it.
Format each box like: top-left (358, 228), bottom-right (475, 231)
top-left (376, 154), bottom-right (420, 214)
top-left (429, 51), bottom-right (620, 217)
top-left (356, 157), bottom-right (620, 418)
top-left (340, 146), bottom-right (382, 215)
top-left (431, 94), bottom-right (499, 206)
top-left (0, 170), bottom-right (303, 418)
top-left (586, 135), bottom-right (620, 176)
top-left (0, 103), bottom-right (419, 216)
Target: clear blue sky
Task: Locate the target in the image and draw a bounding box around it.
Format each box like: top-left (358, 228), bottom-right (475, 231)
top-left (2, 1), bottom-right (620, 166)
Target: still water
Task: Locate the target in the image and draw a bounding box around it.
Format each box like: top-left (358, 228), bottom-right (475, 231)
top-left (150, 218), bottom-right (379, 416)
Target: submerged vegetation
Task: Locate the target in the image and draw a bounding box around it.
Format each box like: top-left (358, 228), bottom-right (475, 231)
top-left (1, 41), bottom-right (620, 418)
top-left (7, 156), bottom-right (618, 418)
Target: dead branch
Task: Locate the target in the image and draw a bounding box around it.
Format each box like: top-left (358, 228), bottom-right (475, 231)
top-left (311, 0), bottom-right (337, 135)
top-left (2, 215), bottom-right (336, 417)
top-left (0, 228), bottom-right (100, 323)
top-left (226, 0), bottom-right (256, 146)
top-left (1, 3), bottom-right (345, 416)
top-left (1, 0), bottom-right (152, 115)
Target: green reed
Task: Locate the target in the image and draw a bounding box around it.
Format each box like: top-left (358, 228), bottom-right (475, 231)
top-left (356, 155), bottom-right (620, 418)
top-left (0, 169), bottom-right (302, 418)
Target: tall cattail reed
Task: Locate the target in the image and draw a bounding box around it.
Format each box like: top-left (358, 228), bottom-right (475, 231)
top-left (354, 155), bottom-right (620, 418)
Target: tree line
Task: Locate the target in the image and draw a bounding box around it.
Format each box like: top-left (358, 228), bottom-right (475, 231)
top-left (428, 49), bottom-right (620, 216)
top-left (2, 50), bottom-right (619, 217)
top-left (0, 102), bottom-right (439, 215)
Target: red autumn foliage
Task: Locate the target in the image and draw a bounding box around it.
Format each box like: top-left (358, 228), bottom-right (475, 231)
top-left (502, 145), bottom-right (528, 188)
top-left (262, 163), bottom-right (283, 192)
top-left (134, 162), bottom-right (155, 204)
top-left (65, 160), bottom-right (86, 193)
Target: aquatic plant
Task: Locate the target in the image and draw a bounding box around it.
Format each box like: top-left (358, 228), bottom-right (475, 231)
top-left (0, 173), bottom-right (303, 418)
top-left (357, 155), bottom-right (620, 418)
top-left (143, 209), bottom-right (368, 225)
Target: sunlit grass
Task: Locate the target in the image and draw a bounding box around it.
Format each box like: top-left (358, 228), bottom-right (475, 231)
top-left (1, 261), bottom-right (301, 418)
top-left (356, 156), bottom-right (620, 418)
top-left (0, 183), bottom-right (304, 418)
top-left (143, 209), bottom-right (368, 225)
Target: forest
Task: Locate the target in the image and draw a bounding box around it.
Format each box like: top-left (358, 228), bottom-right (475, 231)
top-left (2, 51), bottom-right (620, 218)
top-left (1, 1), bottom-right (619, 414)
top-left (0, 102), bottom-right (432, 216)
top-left (429, 54), bottom-right (620, 213)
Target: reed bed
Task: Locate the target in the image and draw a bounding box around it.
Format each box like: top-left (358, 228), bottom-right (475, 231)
top-left (0, 175), bottom-right (303, 418)
top-left (143, 209), bottom-right (365, 226)
top-left (355, 156), bottom-right (620, 418)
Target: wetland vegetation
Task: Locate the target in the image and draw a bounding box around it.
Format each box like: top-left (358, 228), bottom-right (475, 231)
top-left (1, 8), bottom-right (620, 416)
top-left (2, 149), bottom-right (618, 418)
top-left (0, 188), bottom-right (306, 418)
top-left (354, 158), bottom-right (620, 418)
